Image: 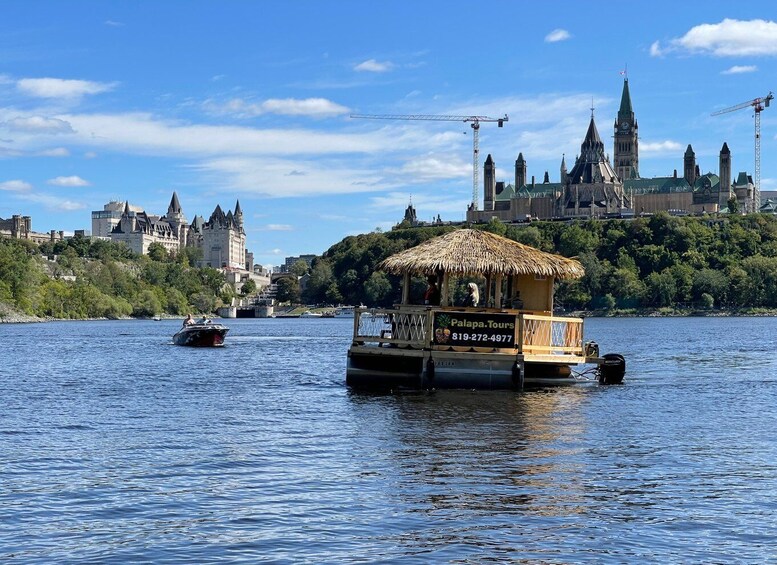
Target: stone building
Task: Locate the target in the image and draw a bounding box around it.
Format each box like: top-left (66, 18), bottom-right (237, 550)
top-left (108, 193), bottom-right (248, 269)
top-left (188, 201), bottom-right (246, 269)
top-left (467, 78), bottom-right (754, 222)
top-left (91, 201), bottom-right (144, 238)
top-left (0, 214), bottom-right (66, 245)
top-left (110, 193), bottom-right (187, 255)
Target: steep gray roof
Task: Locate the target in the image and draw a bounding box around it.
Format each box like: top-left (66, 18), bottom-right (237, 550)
top-left (566, 116), bottom-right (619, 184)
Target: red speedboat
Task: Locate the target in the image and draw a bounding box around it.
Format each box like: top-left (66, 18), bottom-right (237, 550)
top-left (172, 321), bottom-right (229, 347)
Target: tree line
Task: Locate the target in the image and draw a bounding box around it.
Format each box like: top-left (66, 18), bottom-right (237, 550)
top-left (0, 235), bottom-right (234, 319)
top-left (276, 212), bottom-right (777, 312)
top-left (5, 212), bottom-right (777, 319)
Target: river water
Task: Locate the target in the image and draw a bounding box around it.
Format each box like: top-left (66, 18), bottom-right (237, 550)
top-left (1, 317), bottom-right (776, 563)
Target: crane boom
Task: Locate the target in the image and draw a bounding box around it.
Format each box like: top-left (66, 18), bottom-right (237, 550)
top-left (711, 92), bottom-right (773, 213)
top-left (350, 113), bottom-right (508, 211)
top-left (711, 92), bottom-right (772, 116)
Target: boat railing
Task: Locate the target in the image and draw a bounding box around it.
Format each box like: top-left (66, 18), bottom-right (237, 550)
top-left (353, 306), bottom-right (429, 348)
top-left (353, 307), bottom-right (585, 356)
top-left (520, 314), bottom-right (583, 355)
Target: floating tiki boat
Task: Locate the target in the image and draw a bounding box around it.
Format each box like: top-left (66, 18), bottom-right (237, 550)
top-left (346, 229), bottom-right (625, 390)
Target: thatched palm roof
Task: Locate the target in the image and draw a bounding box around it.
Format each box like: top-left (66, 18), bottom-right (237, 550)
top-left (378, 229), bottom-right (584, 279)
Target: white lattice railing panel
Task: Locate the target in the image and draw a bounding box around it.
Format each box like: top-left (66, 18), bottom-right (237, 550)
top-left (354, 308), bottom-right (429, 347)
top-left (355, 310), bottom-right (393, 339)
top-left (391, 312), bottom-right (428, 342)
top-left (521, 315), bottom-right (583, 355)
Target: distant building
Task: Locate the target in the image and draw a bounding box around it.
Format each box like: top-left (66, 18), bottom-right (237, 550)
top-left (188, 201), bottom-right (246, 269)
top-left (0, 214), bottom-right (66, 245)
top-left (91, 200), bottom-right (144, 238)
top-left (108, 192), bottom-right (248, 269)
top-left (467, 78), bottom-right (755, 222)
top-left (110, 194), bottom-right (186, 255)
top-left (281, 254), bottom-right (317, 272)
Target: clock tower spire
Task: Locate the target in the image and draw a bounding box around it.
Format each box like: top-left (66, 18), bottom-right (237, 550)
top-left (614, 77), bottom-right (639, 180)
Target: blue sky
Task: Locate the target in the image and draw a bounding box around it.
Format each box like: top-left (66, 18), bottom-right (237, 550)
top-left (1, 1), bottom-right (776, 268)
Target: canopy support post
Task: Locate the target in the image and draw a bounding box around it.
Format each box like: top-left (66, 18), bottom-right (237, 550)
top-left (441, 272), bottom-right (450, 306)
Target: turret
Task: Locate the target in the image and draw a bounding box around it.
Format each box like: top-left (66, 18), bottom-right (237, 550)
top-left (684, 144), bottom-right (697, 186)
top-left (484, 154), bottom-right (496, 211)
top-left (560, 154), bottom-right (568, 184)
top-left (234, 199), bottom-right (244, 230)
top-left (719, 142), bottom-right (731, 196)
top-left (515, 152), bottom-right (526, 188)
top-left (614, 78), bottom-right (639, 180)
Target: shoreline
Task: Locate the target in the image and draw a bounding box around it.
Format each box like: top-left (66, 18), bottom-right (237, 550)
top-left (5, 304), bottom-right (777, 323)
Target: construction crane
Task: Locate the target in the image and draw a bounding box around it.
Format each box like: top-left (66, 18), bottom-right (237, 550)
top-left (350, 113), bottom-right (508, 211)
top-left (711, 92), bottom-right (773, 213)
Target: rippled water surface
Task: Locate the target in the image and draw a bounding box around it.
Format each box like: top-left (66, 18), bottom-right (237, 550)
top-left (2, 317), bottom-right (777, 563)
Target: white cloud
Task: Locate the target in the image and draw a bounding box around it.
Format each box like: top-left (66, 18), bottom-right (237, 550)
top-left (653, 19), bottom-right (777, 57)
top-left (38, 148), bottom-right (70, 157)
top-left (104, 20), bottom-right (124, 27)
top-left (721, 65), bottom-right (757, 74)
top-left (545, 29), bottom-right (571, 43)
top-left (191, 156), bottom-right (393, 197)
top-left (17, 77), bottom-right (117, 99)
top-left (394, 156), bottom-right (470, 181)
top-left (640, 140), bottom-right (684, 154)
top-left (354, 59), bottom-right (394, 72)
top-left (263, 224), bottom-right (293, 231)
top-left (370, 191), bottom-right (469, 214)
top-left (84, 151), bottom-right (98, 159)
top-left (47, 175), bottom-right (90, 187)
top-left (261, 98), bottom-right (349, 117)
top-left (16, 192), bottom-right (85, 210)
top-left (3, 116), bottom-right (74, 133)
top-left (0, 180), bottom-right (32, 192)
top-left (207, 97), bottom-right (349, 118)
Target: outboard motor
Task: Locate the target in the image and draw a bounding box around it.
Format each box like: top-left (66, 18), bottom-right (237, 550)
top-left (598, 353), bottom-right (626, 385)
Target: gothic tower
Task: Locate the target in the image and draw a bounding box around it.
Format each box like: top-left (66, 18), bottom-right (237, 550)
top-left (719, 142), bottom-right (731, 208)
top-left (564, 113), bottom-right (625, 216)
top-left (515, 152), bottom-right (526, 188)
top-left (684, 144), bottom-right (697, 186)
top-left (484, 154), bottom-right (496, 211)
top-left (614, 78), bottom-right (639, 181)
top-left (166, 191), bottom-right (187, 247)
top-left (234, 199), bottom-right (244, 230)
top-left (560, 154), bottom-right (568, 184)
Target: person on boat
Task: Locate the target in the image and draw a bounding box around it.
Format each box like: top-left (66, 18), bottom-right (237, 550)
top-left (423, 276), bottom-right (441, 306)
top-left (183, 313), bottom-right (195, 327)
top-left (463, 282), bottom-right (480, 307)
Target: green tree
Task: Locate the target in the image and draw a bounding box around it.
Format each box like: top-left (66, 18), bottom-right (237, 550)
top-left (290, 259), bottom-right (310, 276)
top-left (147, 242), bottom-right (169, 262)
top-left (241, 278), bottom-right (257, 296)
top-left (275, 276), bottom-right (300, 304)
top-left (190, 290), bottom-right (217, 313)
top-left (304, 261), bottom-right (334, 304)
top-left (644, 270), bottom-right (676, 307)
top-left (558, 224), bottom-right (599, 257)
top-left (324, 281), bottom-right (343, 304)
top-left (133, 289), bottom-right (162, 317)
top-left (363, 272), bottom-right (393, 306)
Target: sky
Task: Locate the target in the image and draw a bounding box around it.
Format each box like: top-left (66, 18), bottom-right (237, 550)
top-left (0, 1), bottom-right (776, 268)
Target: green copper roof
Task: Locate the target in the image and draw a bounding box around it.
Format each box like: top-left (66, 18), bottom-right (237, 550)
top-left (618, 79), bottom-right (634, 121)
top-left (735, 172), bottom-right (751, 186)
top-left (624, 176), bottom-right (690, 194)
